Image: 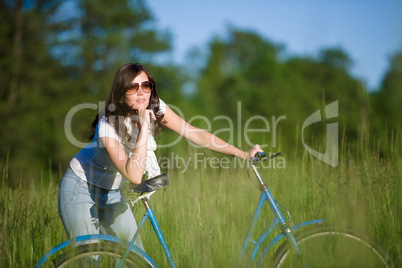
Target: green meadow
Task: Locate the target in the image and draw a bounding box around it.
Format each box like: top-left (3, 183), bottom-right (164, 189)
top-left (1, 137), bottom-right (400, 267)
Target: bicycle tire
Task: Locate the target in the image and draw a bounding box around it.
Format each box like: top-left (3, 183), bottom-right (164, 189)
top-left (271, 225), bottom-right (392, 268)
top-left (53, 242), bottom-right (154, 267)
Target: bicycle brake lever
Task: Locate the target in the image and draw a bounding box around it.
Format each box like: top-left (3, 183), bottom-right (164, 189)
top-left (268, 152), bottom-right (282, 159)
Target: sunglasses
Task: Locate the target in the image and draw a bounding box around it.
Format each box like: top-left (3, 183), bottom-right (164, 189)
top-left (126, 81), bottom-right (154, 95)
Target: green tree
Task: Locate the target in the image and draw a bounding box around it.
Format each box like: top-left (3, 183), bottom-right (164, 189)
top-left (191, 27), bottom-right (369, 152)
top-left (0, 0), bottom-right (73, 177)
top-left (370, 50), bottom-right (402, 154)
top-left (194, 28), bottom-right (283, 119)
top-left (282, 48), bottom-right (370, 148)
top-left (60, 0), bottom-right (172, 93)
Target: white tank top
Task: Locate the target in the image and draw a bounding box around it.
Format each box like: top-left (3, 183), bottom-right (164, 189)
top-left (70, 99), bottom-right (166, 190)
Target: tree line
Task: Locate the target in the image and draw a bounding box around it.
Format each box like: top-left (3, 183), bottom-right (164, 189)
top-left (1, 0), bottom-right (400, 179)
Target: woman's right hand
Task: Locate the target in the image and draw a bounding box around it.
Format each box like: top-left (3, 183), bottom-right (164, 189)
top-left (136, 109), bottom-right (156, 129)
top-left (245, 144), bottom-right (264, 160)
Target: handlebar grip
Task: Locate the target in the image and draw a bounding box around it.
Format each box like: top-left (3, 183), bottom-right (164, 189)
top-left (254, 152), bottom-right (266, 159)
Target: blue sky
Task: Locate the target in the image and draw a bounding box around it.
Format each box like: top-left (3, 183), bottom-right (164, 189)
top-left (147, 0), bottom-right (402, 91)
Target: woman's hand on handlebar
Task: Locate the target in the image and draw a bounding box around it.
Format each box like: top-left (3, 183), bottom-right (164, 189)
top-left (245, 144), bottom-right (264, 160)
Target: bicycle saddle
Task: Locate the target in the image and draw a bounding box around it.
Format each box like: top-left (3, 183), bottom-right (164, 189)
top-left (129, 172), bottom-right (169, 193)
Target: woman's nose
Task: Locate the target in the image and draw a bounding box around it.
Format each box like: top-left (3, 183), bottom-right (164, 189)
top-left (137, 87), bottom-right (145, 95)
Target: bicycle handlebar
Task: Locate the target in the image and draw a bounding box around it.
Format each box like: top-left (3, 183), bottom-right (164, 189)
top-left (251, 152), bottom-right (282, 165)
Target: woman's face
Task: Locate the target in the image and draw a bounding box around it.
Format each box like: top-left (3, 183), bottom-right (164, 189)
top-left (124, 71), bottom-right (152, 110)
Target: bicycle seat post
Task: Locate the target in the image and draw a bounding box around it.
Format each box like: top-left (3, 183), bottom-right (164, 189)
top-left (141, 197), bottom-right (151, 211)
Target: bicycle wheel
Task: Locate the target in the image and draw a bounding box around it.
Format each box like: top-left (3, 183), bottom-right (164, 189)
top-left (54, 242), bottom-right (154, 267)
top-left (271, 225), bottom-right (392, 268)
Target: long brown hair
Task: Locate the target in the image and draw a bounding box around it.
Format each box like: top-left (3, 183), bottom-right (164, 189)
top-left (90, 63), bottom-right (164, 145)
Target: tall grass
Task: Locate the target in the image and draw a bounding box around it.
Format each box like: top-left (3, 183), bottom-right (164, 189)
top-left (0, 136), bottom-right (400, 267)
top-left (0, 157), bottom-right (65, 266)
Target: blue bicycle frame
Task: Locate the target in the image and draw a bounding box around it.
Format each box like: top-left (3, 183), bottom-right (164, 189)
top-left (238, 160), bottom-right (325, 267)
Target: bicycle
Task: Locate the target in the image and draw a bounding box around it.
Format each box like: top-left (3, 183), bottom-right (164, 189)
top-left (35, 152), bottom-right (393, 267)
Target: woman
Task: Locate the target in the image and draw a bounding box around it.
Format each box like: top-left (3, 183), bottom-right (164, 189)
top-left (58, 63), bottom-right (262, 250)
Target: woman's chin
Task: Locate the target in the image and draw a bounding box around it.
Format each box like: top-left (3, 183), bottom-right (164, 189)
top-left (131, 104), bottom-right (148, 110)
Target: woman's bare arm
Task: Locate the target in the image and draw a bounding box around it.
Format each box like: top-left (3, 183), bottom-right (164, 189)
top-left (162, 106), bottom-right (262, 159)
